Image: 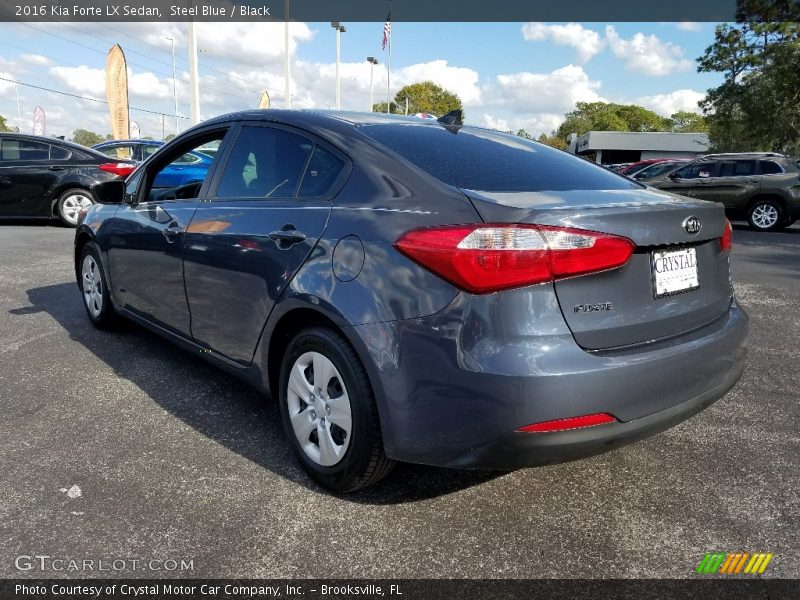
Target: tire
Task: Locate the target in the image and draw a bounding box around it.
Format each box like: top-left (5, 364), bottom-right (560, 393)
top-left (78, 242), bottom-right (118, 329)
top-left (747, 199), bottom-right (784, 232)
top-left (57, 188), bottom-right (95, 227)
top-left (278, 326), bottom-right (394, 492)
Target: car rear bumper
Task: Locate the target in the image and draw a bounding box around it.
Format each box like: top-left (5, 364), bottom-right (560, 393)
top-left (350, 290), bottom-right (748, 469)
top-left (443, 366), bottom-right (739, 469)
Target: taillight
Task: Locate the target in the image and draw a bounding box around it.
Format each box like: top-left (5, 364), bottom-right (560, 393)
top-left (394, 224), bottom-right (635, 293)
top-left (516, 413), bottom-right (617, 433)
top-left (719, 219), bottom-right (732, 252)
top-left (99, 162), bottom-right (136, 177)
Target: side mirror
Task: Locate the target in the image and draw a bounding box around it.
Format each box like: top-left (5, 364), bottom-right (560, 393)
top-left (668, 172), bottom-right (680, 180)
top-left (91, 180), bottom-right (125, 204)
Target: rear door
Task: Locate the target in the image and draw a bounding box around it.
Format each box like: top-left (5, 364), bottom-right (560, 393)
top-left (182, 122), bottom-right (348, 364)
top-left (698, 159), bottom-right (759, 209)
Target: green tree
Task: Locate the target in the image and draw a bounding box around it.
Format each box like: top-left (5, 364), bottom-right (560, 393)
top-left (0, 114), bottom-right (12, 132)
top-left (537, 132), bottom-right (568, 151)
top-left (372, 81), bottom-right (463, 117)
top-left (72, 129), bottom-right (106, 146)
top-left (555, 102), bottom-right (671, 140)
top-left (698, 3), bottom-right (800, 153)
top-left (371, 101), bottom-right (400, 114)
top-left (164, 133), bottom-right (177, 142)
top-left (669, 111), bottom-right (709, 133)
top-left (516, 129), bottom-right (533, 140)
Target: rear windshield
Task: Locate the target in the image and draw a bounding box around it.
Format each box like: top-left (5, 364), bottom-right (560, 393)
top-left (359, 124), bottom-right (639, 192)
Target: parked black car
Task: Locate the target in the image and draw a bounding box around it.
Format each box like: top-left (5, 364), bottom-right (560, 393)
top-left (75, 111), bottom-right (747, 492)
top-left (0, 133), bottom-right (134, 226)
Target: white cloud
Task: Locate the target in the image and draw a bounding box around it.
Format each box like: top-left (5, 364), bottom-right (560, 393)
top-left (478, 114), bottom-right (511, 131)
top-left (486, 64), bottom-right (603, 115)
top-left (49, 66), bottom-right (174, 101)
top-left (396, 60), bottom-right (482, 107)
top-left (605, 26), bottom-right (693, 76)
top-left (522, 23), bottom-right (605, 63)
top-left (676, 22), bottom-right (703, 32)
top-left (635, 89), bottom-right (705, 116)
top-left (20, 54), bottom-right (52, 67)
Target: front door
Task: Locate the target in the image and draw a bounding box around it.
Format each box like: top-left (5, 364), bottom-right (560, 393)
top-left (106, 128), bottom-right (231, 336)
top-left (658, 160), bottom-right (718, 200)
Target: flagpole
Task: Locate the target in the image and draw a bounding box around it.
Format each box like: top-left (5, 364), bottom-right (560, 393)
top-left (386, 0), bottom-right (392, 114)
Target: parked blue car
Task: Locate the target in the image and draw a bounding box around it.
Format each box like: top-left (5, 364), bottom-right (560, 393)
top-left (92, 139), bottom-right (213, 188)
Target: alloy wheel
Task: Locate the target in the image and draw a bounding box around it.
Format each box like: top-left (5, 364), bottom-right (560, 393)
top-left (751, 203), bottom-right (779, 230)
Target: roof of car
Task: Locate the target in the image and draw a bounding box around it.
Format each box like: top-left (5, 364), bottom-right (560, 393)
top-left (0, 131), bottom-right (106, 153)
top-left (198, 109), bottom-right (455, 129)
top-left (702, 152), bottom-right (787, 159)
top-left (94, 139), bottom-right (164, 146)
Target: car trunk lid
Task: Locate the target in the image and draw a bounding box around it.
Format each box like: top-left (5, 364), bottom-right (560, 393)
top-left (464, 188), bottom-right (733, 350)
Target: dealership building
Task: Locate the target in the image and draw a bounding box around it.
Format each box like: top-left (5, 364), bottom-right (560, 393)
top-left (568, 131), bottom-right (710, 164)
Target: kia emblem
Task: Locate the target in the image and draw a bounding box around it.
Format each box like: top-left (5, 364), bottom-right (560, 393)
top-left (683, 216), bottom-right (702, 235)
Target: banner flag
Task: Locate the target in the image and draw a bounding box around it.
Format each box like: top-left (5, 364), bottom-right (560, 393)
top-left (105, 44), bottom-right (130, 140)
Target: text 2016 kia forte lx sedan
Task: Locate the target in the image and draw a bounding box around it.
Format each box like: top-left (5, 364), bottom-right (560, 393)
top-left (75, 111), bottom-right (748, 492)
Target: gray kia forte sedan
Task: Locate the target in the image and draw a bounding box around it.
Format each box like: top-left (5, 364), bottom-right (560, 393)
top-left (75, 110), bottom-right (748, 492)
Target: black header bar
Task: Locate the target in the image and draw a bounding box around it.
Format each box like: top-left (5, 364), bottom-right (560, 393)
top-left (0, 0), bottom-right (748, 23)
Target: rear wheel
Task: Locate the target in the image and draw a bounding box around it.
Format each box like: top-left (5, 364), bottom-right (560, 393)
top-left (747, 199), bottom-right (783, 232)
top-left (278, 327), bottom-right (394, 492)
top-left (57, 188), bottom-right (95, 227)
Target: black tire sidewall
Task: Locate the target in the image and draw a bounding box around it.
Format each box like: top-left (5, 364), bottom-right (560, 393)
top-left (748, 200), bottom-right (783, 232)
top-left (58, 188), bottom-right (95, 227)
top-left (278, 327), bottom-right (379, 491)
top-left (78, 242), bottom-right (115, 328)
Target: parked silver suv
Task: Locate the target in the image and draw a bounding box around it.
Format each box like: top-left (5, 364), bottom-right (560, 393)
top-left (647, 152), bottom-right (800, 231)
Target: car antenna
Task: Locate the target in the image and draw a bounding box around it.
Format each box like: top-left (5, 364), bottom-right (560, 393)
top-left (437, 110), bottom-right (463, 133)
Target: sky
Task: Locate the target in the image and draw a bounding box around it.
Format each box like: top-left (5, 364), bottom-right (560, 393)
top-left (0, 21), bottom-right (725, 140)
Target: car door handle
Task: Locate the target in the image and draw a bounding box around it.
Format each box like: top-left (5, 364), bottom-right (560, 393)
top-left (48, 166), bottom-right (65, 171)
top-left (163, 221), bottom-right (183, 241)
top-left (745, 179), bottom-right (759, 184)
top-left (268, 226), bottom-right (307, 246)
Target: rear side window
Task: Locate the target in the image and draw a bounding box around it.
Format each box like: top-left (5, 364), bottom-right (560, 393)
top-left (359, 124), bottom-right (638, 192)
top-left (298, 146), bottom-right (345, 197)
top-left (759, 160), bottom-right (783, 175)
top-left (49, 145), bottom-right (70, 160)
top-left (719, 160), bottom-right (756, 177)
top-left (216, 126), bottom-right (312, 198)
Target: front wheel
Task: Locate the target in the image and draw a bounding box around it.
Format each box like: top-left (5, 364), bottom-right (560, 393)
top-left (78, 243), bottom-right (118, 329)
top-left (278, 327), bottom-right (394, 492)
top-left (57, 188), bottom-right (95, 227)
top-left (747, 199), bottom-right (783, 232)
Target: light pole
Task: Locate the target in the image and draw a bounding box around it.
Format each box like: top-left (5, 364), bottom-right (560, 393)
top-left (165, 36), bottom-right (179, 135)
top-left (284, 0), bottom-right (291, 108)
top-left (366, 56), bottom-right (378, 112)
top-left (331, 22), bottom-right (346, 110)
top-left (188, 21), bottom-right (200, 125)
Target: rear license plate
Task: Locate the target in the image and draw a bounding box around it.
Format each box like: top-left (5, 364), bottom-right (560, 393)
top-left (652, 247), bottom-right (699, 298)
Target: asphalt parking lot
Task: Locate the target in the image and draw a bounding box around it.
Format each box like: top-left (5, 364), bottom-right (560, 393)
top-left (0, 221), bottom-right (797, 579)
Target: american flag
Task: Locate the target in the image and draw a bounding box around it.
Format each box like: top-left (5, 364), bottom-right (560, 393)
top-left (382, 13), bottom-right (391, 50)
